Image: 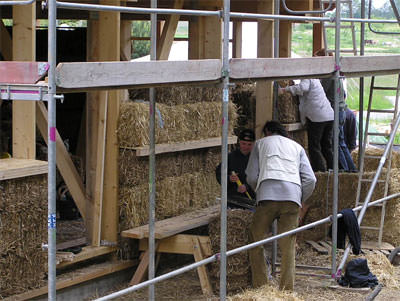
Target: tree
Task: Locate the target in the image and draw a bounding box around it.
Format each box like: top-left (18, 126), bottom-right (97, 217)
top-left (132, 21), bottom-right (151, 59)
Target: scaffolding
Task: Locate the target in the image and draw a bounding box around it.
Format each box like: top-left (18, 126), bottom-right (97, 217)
top-left (1, 0), bottom-right (400, 300)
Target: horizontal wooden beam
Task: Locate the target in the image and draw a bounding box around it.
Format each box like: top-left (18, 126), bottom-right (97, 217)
top-left (282, 122), bottom-right (304, 132)
top-left (8, 260), bottom-right (136, 301)
top-left (341, 55), bottom-right (400, 77)
top-left (56, 59), bottom-right (222, 89)
top-left (230, 57), bottom-right (334, 80)
top-left (124, 136), bottom-right (237, 156)
top-left (0, 158), bottom-right (47, 180)
top-left (56, 246), bottom-right (117, 269)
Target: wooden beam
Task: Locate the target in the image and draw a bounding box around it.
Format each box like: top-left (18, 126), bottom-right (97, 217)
top-left (36, 102), bottom-right (87, 220)
top-left (157, 0), bottom-right (184, 60)
top-left (56, 59), bottom-right (222, 89)
top-left (129, 242), bottom-right (159, 285)
top-left (230, 57), bottom-right (335, 80)
top-left (122, 205), bottom-right (220, 240)
top-left (0, 158), bottom-right (47, 180)
top-left (232, 21), bottom-right (242, 59)
top-left (120, 20), bottom-right (132, 61)
top-left (256, 0), bottom-right (274, 138)
top-left (12, 3), bottom-right (36, 159)
top-left (0, 61), bottom-right (48, 84)
top-left (56, 246), bottom-right (117, 269)
top-left (313, 22), bottom-right (324, 55)
top-left (192, 236), bottom-right (213, 296)
top-left (127, 136), bottom-right (237, 156)
top-left (139, 234), bottom-right (212, 256)
top-left (279, 21), bottom-right (292, 58)
top-left (8, 260), bottom-right (136, 301)
top-left (340, 55), bottom-right (400, 77)
top-left (0, 20), bottom-right (12, 61)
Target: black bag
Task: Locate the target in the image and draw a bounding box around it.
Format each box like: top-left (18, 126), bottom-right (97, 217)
top-left (338, 258), bottom-right (378, 288)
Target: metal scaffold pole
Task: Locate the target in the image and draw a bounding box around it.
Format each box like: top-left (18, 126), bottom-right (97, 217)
top-left (48, 0), bottom-right (57, 299)
top-left (220, 0), bottom-right (230, 299)
top-left (149, 0), bottom-right (157, 299)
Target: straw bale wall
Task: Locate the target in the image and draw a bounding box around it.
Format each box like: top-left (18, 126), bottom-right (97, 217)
top-left (277, 80), bottom-right (300, 123)
top-left (208, 209), bottom-right (253, 294)
top-left (298, 169), bottom-right (400, 246)
top-left (352, 146), bottom-right (400, 171)
top-left (0, 175), bottom-right (47, 298)
top-left (118, 101), bottom-right (237, 147)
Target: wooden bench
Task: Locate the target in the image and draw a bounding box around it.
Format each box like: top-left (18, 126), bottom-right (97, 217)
top-left (121, 205), bottom-right (220, 295)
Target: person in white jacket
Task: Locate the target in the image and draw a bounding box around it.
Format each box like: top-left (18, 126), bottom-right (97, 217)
top-left (279, 79), bottom-right (334, 172)
top-left (246, 121), bottom-right (316, 291)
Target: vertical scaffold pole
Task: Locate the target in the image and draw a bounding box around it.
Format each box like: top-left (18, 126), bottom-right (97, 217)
top-left (149, 0), bottom-right (157, 299)
top-left (359, 0), bottom-right (365, 163)
top-left (220, 0), bottom-right (230, 299)
top-left (331, 0), bottom-right (341, 277)
top-left (47, 0), bottom-right (57, 299)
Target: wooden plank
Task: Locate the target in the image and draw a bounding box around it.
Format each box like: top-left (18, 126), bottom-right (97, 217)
top-left (279, 21), bottom-right (292, 58)
top-left (122, 205), bottom-right (220, 239)
top-left (305, 240), bottom-right (328, 255)
top-left (36, 102), bottom-right (87, 220)
top-left (341, 55), bottom-right (400, 77)
top-left (139, 234), bottom-right (212, 257)
top-left (12, 3), bottom-right (36, 160)
top-left (282, 123), bottom-right (303, 132)
top-left (7, 260), bottom-right (136, 301)
top-left (328, 285), bottom-right (370, 292)
top-left (56, 245), bottom-right (117, 269)
top-left (192, 236), bottom-right (213, 296)
top-left (361, 240), bottom-right (395, 251)
top-left (129, 242), bottom-right (159, 286)
top-left (230, 57), bottom-right (335, 80)
top-left (56, 59), bottom-right (222, 89)
top-left (0, 62), bottom-right (48, 84)
top-left (157, 0), bottom-right (184, 60)
top-left (128, 136), bottom-right (238, 156)
top-left (318, 241), bottom-right (332, 254)
top-left (0, 158), bottom-right (47, 180)
top-left (56, 237), bottom-right (87, 251)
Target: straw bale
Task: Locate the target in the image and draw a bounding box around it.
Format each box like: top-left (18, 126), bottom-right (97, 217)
top-left (231, 82), bottom-right (256, 133)
top-left (228, 283), bottom-right (303, 301)
top-left (208, 209), bottom-right (253, 293)
top-left (0, 175), bottom-right (47, 298)
top-left (298, 169), bottom-right (400, 246)
top-left (289, 130), bottom-right (308, 151)
top-left (119, 147), bottom-right (220, 187)
top-left (277, 80), bottom-right (300, 124)
top-left (118, 101), bottom-right (238, 147)
top-left (128, 85), bottom-right (223, 105)
top-left (363, 252), bottom-right (400, 289)
top-left (351, 146), bottom-right (400, 171)
top-left (119, 171), bottom-right (220, 231)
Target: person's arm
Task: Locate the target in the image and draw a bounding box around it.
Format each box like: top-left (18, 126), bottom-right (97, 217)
top-left (299, 149), bottom-right (316, 203)
top-left (245, 142), bottom-right (259, 192)
top-left (215, 162), bottom-right (222, 185)
top-left (285, 79), bottom-right (311, 97)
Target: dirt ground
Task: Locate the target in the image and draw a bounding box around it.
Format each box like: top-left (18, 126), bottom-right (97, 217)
top-left (94, 243), bottom-right (400, 300)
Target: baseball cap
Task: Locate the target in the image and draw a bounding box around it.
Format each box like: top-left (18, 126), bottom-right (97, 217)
top-left (239, 129), bottom-right (255, 142)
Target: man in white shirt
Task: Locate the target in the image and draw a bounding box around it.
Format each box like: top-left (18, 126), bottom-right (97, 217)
top-left (246, 121), bottom-right (316, 290)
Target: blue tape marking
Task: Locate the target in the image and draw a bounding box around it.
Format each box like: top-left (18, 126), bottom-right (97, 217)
top-left (48, 214), bottom-right (56, 229)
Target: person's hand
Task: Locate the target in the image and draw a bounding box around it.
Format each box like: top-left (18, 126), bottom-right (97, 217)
top-left (229, 174), bottom-right (239, 183)
top-left (237, 184), bottom-right (247, 193)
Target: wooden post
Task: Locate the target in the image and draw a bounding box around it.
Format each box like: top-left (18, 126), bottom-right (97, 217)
top-left (86, 2), bottom-right (120, 246)
top-left (157, 0), bottom-right (184, 60)
top-left (232, 21), bottom-right (242, 59)
top-left (313, 22), bottom-right (324, 54)
top-left (120, 20), bottom-right (132, 101)
top-left (256, 0), bottom-right (274, 138)
top-left (12, 4), bottom-right (36, 159)
top-left (279, 21), bottom-right (292, 58)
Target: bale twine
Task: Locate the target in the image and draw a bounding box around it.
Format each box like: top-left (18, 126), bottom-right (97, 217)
top-left (208, 209), bottom-right (253, 294)
top-left (119, 147), bottom-right (221, 187)
top-left (0, 175), bottom-right (47, 298)
top-left (119, 171), bottom-right (220, 231)
top-left (351, 146), bottom-right (400, 171)
top-left (118, 101), bottom-right (238, 147)
top-left (298, 169), bottom-right (400, 246)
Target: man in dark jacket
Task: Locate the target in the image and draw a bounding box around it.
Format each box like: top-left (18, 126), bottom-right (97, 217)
top-left (215, 129), bottom-right (256, 209)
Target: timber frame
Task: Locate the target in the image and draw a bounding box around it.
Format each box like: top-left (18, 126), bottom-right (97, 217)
top-left (3, 0), bottom-right (400, 297)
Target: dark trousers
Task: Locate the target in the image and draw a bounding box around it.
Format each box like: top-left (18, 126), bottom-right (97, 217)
top-left (307, 119), bottom-right (334, 172)
top-left (338, 110), bottom-right (357, 171)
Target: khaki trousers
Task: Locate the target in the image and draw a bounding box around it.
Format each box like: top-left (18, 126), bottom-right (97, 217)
top-left (249, 201), bottom-right (299, 290)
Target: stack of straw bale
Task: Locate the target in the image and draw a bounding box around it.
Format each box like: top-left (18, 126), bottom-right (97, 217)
top-left (0, 175), bottom-right (47, 298)
top-left (231, 82), bottom-right (256, 133)
top-left (208, 209), bottom-right (253, 293)
top-left (277, 80), bottom-right (300, 123)
top-left (298, 169), bottom-right (400, 246)
top-left (118, 101), bottom-right (238, 147)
